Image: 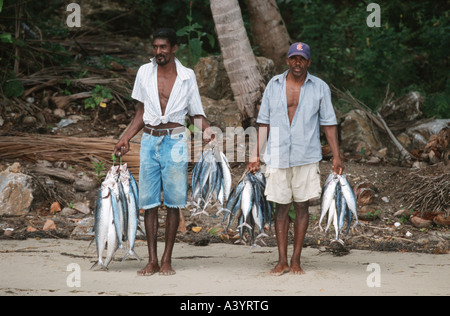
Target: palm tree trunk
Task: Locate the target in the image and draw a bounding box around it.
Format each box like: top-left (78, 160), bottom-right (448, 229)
top-left (247, 0), bottom-right (292, 73)
top-left (210, 0), bottom-right (264, 128)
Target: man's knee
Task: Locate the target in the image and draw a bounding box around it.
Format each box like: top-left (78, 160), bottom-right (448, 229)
top-left (293, 201), bottom-right (309, 215)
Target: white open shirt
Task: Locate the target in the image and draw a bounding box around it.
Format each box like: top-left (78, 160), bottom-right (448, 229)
top-left (131, 57), bottom-right (206, 126)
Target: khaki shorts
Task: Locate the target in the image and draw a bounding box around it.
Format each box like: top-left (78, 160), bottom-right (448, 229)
top-left (264, 162), bottom-right (321, 204)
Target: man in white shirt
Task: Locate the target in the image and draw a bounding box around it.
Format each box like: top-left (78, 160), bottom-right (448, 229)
top-left (114, 28), bottom-right (212, 276)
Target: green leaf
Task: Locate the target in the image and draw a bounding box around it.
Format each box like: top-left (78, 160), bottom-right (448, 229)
top-left (84, 98), bottom-right (96, 109)
top-left (191, 22), bottom-right (202, 30)
top-left (176, 26), bottom-right (190, 37)
top-left (0, 33), bottom-right (13, 44)
top-left (189, 38), bottom-right (202, 66)
top-left (3, 80), bottom-right (24, 98)
top-left (206, 34), bottom-right (215, 48)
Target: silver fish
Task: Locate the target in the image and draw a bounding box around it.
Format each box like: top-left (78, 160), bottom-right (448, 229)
top-left (319, 176), bottom-right (339, 230)
top-left (223, 170), bottom-right (271, 245)
top-left (104, 198), bottom-right (119, 268)
top-left (199, 149), bottom-right (213, 194)
top-left (221, 177), bottom-right (245, 216)
top-left (128, 171), bottom-right (139, 203)
top-left (91, 176), bottom-right (116, 270)
top-left (345, 199), bottom-right (353, 235)
top-left (248, 172), bottom-right (267, 241)
top-left (325, 197), bottom-right (336, 232)
top-left (338, 175), bottom-right (359, 227)
top-left (119, 164), bottom-right (141, 262)
top-left (327, 198), bottom-right (341, 244)
top-left (319, 173), bottom-right (359, 245)
top-left (237, 177), bottom-right (254, 230)
top-left (252, 200), bottom-right (267, 241)
top-left (110, 180), bottom-right (126, 249)
top-left (205, 158), bottom-right (218, 204)
top-left (337, 183), bottom-right (347, 232)
top-left (191, 146), bottom-right (233, 217)
top-left (218, 151), bottom-right (232, 201)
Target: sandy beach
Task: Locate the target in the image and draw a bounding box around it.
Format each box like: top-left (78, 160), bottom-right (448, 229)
top-left (0, 238), bottom-right (448, 296)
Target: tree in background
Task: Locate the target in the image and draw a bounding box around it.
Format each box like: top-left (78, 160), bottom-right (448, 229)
top-left (1, 0), bottom-right (447, 119)
top-left (210, 0), bottom-right (265, 127)
top-left (277, 0), bottom-right (449, 117)
top-left (247, 0), bottom-right (292, 73)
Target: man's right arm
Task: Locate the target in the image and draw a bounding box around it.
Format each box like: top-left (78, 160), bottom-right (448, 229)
top-left (113, 102), bottom-right (145, 157)
top-left (247, 123), bottom-right (270, 173)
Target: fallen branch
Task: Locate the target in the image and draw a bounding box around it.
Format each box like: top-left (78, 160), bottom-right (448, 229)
top-left (375, 111), bottom-right (413, 162)
top-left (331, 85), bottom-right (414, 162)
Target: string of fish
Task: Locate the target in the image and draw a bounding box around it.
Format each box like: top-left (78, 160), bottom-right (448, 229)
top-left (190, 145), bottom-right (232, 217)
top-left (222, 170), bottom-right (273, 247)
top-left (319, 172), bottom-right (360, 245)
top-left (91, 163), bottom-right (143, 270)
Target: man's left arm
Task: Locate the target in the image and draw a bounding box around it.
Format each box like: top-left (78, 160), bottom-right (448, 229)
top-left (187, 72), bottom-right (215, 142)
top-left (320, 83), bottom-right (343, 175)
top-left (323, 125), bottom-right (344, 175)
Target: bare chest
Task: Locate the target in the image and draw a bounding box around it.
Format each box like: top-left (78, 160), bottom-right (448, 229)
top-left (157, 72), bottom-right (177, 114)
top-left (286, 83), bottom-right (302, 124)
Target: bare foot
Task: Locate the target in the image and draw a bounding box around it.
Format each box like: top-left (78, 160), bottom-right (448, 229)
top-left (289, 263), bottom-right (306, 275)
top-left (159, 262), bottom-right (176, 276)
top-left (137, 262), bottom-right (160, 276)
top-left (269, 263), bottom-right (290, 276)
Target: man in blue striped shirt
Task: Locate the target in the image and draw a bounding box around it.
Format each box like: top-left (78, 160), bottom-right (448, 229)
top-left (248, 42), bottom-right (343, 276)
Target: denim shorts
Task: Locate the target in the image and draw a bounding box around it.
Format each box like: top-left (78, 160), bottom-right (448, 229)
top-left (139, 130), bottom-right (189, 210)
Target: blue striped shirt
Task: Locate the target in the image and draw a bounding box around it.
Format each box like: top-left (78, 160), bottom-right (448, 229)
top-left (257, 71), bottom-right (337, 168)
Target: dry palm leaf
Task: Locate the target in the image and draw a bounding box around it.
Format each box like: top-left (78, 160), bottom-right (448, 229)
top-left (0, 134), bottom-right (140, 181)
top-left (397, 172), bottom-right (450, 217)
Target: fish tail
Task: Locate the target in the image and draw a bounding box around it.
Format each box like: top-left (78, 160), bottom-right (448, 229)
top-left (331, 239), bottom-right (345, 246)
top-left (256, 232), bottom-right (268, 240)
top-left (234, 238), bottom-right (247, 245)
top-left (216, 208), bottom-right (230, 216)
top-left (237, 222), bottom-right (252, 230)
top-left (191, 209), bottom-right (209, 217)
top-left (121, 250), bottom-right (142, 263)
top-left (90, 261), bottom-right (108, 271)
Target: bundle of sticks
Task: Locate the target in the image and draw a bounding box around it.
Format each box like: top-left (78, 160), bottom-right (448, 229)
top-left (398, 172), bottom-right (450, 217)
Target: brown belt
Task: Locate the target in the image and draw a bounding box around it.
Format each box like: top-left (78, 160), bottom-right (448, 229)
top-left (143, 126), bottom-right (185, 137)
